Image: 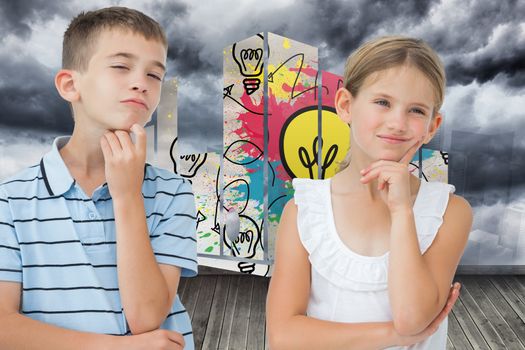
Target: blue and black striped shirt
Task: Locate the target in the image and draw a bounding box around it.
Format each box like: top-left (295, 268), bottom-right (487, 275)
top-left (0, 136), bottom-right (197, 347)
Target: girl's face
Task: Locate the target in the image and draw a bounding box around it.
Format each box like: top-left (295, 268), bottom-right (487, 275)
top-left (343, 65), bottom-right (441, 163)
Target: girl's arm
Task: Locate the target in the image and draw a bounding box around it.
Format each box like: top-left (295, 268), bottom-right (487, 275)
top-left (266, 200), bottom-right (457, 350)
top-left (388, 193), bottom-right (472, 335)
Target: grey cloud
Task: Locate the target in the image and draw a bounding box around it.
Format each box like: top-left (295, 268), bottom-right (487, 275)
top-left (0, 52), bottom-right (72, 132)
top-left (0, 0), bottom-right (75, 39)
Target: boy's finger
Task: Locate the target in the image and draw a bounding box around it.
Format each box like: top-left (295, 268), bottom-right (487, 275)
top-left (100, 136), bottom-right (112, 158)
top-left (104, 132), bottom-right (123, 154)
top-left (399, 137), bottom-right (424, 165)
top-left (166, 331), bottom-right (185, 347)
top-left (130, 124), bottom-right (147, 152)
top-left (114, 130), bottom-right (134, 152)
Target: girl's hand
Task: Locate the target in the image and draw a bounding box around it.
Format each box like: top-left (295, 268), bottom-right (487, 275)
top-left (359, 137), bottom-right (424, 214)
top-left (100, 124), bottom-right (146, 201)
top-left (394, 282), bottom-right (461, 347)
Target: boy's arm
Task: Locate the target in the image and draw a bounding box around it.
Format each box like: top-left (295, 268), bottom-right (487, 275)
top-left (113, 193), bottom-right (181, 334)
top-left (0, 281), bottom-right (120, 350)
top-left (0, 281), bottom-right (186, 349)
top-left (101, 126), bottom-right (196, 334)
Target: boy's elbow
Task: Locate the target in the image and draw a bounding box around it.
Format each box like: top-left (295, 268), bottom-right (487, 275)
top-left (126, 309), bottom-right (165, 335)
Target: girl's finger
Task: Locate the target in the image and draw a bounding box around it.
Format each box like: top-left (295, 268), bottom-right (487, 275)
top-left (399, 137), bottom-right (425, 165)
top-left (360, 165), bottom-right (399, 184)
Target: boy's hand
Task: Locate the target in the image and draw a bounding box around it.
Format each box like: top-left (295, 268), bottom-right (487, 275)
top-left (359, 136), bottom-right (424, 214)
top-left (394, 282), bottom-right (461, 346)
top-left (100, 124), bottom-right (146, 200)
top-left (119, 329), bottom-right (185, 350)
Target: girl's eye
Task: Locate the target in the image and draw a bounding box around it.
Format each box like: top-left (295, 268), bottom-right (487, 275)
top-left (148, 73), bottom-right (163, 81)
top-left (375, 99), bottom-right (390, 107)
top-left (411, 108), bottom-right (426, 116)
top-left (111, 65), bottom-right (128, 70)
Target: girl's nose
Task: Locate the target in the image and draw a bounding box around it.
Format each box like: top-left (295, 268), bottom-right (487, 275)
top-left (385, 108), bottom-right (408, 131)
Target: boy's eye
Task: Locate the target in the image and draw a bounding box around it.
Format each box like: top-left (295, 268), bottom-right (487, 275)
top-left (148, 73), bottom-right (163, 81)
top-left (111, 65), bottom-right (129, 70)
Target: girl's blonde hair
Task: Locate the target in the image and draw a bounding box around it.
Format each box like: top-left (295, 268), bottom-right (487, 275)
top-left (338, 36), bottom-right (446, 171)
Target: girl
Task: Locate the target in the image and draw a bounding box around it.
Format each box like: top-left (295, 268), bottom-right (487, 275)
top-left (266, 36), bottom-right (472, 349)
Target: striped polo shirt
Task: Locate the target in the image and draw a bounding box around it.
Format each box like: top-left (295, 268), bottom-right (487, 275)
top-left (0, 136), bottom-right (198, 348)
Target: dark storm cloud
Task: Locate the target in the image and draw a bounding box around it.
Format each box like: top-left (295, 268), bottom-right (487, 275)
top-left (0, 0), bottom-right (75, 39)
top-left (0, 0), bottom-right (523, 152)
top-left (0, 52), bottom-right (72, 132)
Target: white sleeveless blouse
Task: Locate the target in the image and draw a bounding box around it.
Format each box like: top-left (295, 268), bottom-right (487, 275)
top-left (293, 178), bottom-right (456, 349)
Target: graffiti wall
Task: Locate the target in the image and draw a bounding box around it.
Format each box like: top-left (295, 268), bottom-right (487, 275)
top-left (160, 33), bottom-right (451, 276)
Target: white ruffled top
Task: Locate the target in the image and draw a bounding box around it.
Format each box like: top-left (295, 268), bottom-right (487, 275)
top-left (292, 178), bottom-right (455, 350)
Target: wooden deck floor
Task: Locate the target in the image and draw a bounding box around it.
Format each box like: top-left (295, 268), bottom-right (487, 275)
top-left (179, 274), bottom-right (525, 350)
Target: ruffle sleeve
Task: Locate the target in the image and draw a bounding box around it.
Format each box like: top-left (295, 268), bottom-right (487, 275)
top-left (413, 181), bottom-right (456, 254)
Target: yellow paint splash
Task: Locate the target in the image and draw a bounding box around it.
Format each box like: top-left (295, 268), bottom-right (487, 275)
top-left (283, 38), bottom-right (291, 49)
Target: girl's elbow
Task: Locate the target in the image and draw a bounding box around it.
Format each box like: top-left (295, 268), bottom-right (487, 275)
top-left (267, 321), bottom-right (292, 350)
top-left (267, 330), bottom-right (289, 350)
top-left (392, 312), bottom-right (428, 336)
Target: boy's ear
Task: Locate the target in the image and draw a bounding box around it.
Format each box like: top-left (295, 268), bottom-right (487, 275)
top-left (424, 112), bottom-right (443, 144)
top-left (335, 87), bottom-right (353, 124)
top-left (55, 69), bottom-right (80, 103)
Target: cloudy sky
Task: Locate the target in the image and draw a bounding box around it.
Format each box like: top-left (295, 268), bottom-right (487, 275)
top-left (1, 0), bottom-right (524, 264)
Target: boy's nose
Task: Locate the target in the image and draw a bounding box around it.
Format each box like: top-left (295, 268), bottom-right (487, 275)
top-left (131, 84), bottom-right (147, 93)
top-left (130, 76), bottom-right (148, 93)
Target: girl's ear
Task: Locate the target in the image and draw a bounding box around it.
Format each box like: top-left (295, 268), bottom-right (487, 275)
top-left (424, 112), bottom-right (443, 144)
top-left (55, 69), bottom-right (80, 103)
top-left (335, 87), bottom-right (353, 124)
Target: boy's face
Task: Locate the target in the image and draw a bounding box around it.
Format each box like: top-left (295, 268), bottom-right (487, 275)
top-left (75, 29), bottom-right (167, 131)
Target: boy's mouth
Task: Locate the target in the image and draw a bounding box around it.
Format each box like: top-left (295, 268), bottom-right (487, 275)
top-left (121, 98), bottom-right (149, 110)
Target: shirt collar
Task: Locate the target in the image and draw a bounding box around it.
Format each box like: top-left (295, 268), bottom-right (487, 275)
top-left (40, 136), bottom-right (75, 196)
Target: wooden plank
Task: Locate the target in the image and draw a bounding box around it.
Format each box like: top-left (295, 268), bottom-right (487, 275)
top-left (455, 276), bottom-right (506, 349)
top-left (469, 276), bottom-right (524, 349)
top-left (492, 276), bottom-right (525, 323)
top-left (178, 277), bottom-right (187, 294)
top-left (180, 275), bottom-right (203, 319)
top-left (451, 277), bottom-right (491, 350)
top-left (488, 276), bottom-right (525, 347)
top-left (218, 276), bottom-right (241, 350)
top-left (515, 275), bottom-right (525, 289)
top-left (505, 276), bottom-right (525, 306)
top-left (247, 277), bottom-right (268, 350)
top-left (192, 275), bottom-right (218, 350)
top-left (448, 309), bottom-right (473, 349)
top-left (446, 336), bottom-right (455, 350)
top-left (202, 275), bottom-right (232, 350)
top-left (229, 276), bottom-right (255, 350)
top-left (199, 265), bottom-right (243, 275)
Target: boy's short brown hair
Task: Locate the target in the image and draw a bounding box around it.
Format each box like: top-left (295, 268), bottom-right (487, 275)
top-left (62, 6), bottom-right (167, 71)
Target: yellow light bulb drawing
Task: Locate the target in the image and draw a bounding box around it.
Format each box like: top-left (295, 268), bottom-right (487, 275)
top-left (280, 106), bottom-right (350, 179)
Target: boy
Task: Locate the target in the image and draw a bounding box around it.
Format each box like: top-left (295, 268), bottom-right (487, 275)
top-left (0, 7), bottom-right (196, 350)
